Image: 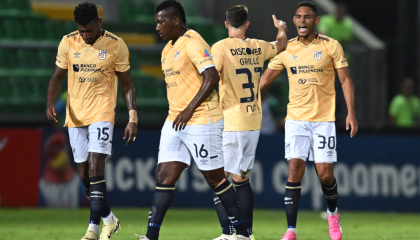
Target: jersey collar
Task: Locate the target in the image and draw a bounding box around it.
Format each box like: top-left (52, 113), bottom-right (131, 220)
top-left (93, 29), bottom-right (105, 45)
top-left (170, 29), bottom-right (190, 48)
top-left (297, 33), bottom-right (319, 48)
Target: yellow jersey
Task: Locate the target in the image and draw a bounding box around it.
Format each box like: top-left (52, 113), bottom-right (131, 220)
top-left (212, 38), bottom-right (277, 131)
top-left (161, 29), bottom-right (223, 125)
top-left (267, 34), bottom-right (348, 122)
top-left (56, 30), bottom-right (130, 127)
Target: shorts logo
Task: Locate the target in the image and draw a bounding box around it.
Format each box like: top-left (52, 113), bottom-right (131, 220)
top-left (98, 50), bottom-right (107, 60)
top-left (285, 142), bottom-right (290, 153)
top-left (327, 151), bottom-right (334, 156)
top-left (174, 50), bottom-right (180, 61)
top-left (99, 142), bottom-right (107, 148)
top-left (73, 64), bottom-right (79, 72)
top-left (290, 67), bottom-right (297, 74)
top-left (72, 148), bottom-right (77, 158)
top-left (199, 49), bottom-right (210, 58)
top-left (314, 50), bottom-right (322, 60)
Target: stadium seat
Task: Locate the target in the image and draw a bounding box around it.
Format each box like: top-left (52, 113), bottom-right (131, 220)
top-left (9, 0), bottom-right (31, 11)
top-left (2, 18), bottom-right (24, 39)
top-left (24, 18), bottom-right (45, 40)
top-left (0, 48), bottom-right (18, 69)
top-left (44, 20), bottom-right (64, 41)
top-left (37, 49), bottom-right (56, 69)
top-left (120, 0), bottom-right (138, 22)
top-left (62, 21), bottom-right (77, 35)
top-left (30, 76), bottom-right (48, 103)
top-left (16, 49), bottom-right (37, 68)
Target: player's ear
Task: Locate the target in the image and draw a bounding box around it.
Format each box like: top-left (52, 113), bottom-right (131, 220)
top-left (98, 17), bottom-right (102, 27)
top-left (315, 16), bottom-right (320, 25)
top-left (224, 21), bottom-right (228, 29)
top-left (246, 21), bottom-right (250, 29)
top-left (174, 16), bottom-right (180, 26)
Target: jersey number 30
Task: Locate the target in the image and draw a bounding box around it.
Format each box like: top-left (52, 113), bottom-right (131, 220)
top-left (236, 67), bottom-right (262, 103)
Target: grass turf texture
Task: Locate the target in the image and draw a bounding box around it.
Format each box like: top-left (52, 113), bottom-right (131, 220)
top-left (0, 208), bottom-right (419, 240)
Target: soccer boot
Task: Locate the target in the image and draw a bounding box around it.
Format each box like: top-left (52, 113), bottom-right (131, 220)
top-left (135, 234), bottom-right (150, 240)
top-left (213, 233), bottom-right (236, 240)
top-left (81, 230), bottom-right (98, 240)
top-left (236, 235), bottom-right (251, 240)
top-left (327, 209), bottom-right (342, 240)
top-left (99, 217), bottom-right (121, 240)
top-left (280, 230), bottom-right (297, 240)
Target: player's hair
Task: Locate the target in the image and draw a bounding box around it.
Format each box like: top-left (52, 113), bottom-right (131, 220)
top-left (74, 2), bottom-right (99, 26)
top-left (226, 5), bottom-right (248, 28)
top-left (296, 1), bottom-right (318, 16)
top-left (155, 0), bottom-right (187, 24)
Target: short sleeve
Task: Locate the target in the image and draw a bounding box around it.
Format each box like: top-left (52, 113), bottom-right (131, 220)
top-left (115, 39), bottom-right (130, 72)
top-left (259, 40), bottom-right (277, 61)
top-left (186, 39), bottom-right (215, 74)
top-left (210, 43), bottom-right (224, 72)
top-left (267, 54), bottom-right (285, 71)
top-left (55, 37), bottom-right (69, 69)
top-left (330, 40), bottom-right (348, 69)
top-left (389, 96), bottom-right (400, 117)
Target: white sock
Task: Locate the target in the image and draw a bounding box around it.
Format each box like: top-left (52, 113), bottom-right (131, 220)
top-left (287, 228), bottom-right (297, 234)
top-left (102, 211), bottom-right (116, 224)
top-left (327, 208), bottom-right (338, 216)
top-left (88, 223), bottom-right (99, 235)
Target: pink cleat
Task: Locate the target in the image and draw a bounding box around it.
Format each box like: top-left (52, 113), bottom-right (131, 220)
top-left (328, 210), bottom-right (342, 240)
top-left (280, 230), bottom-right (297, 240)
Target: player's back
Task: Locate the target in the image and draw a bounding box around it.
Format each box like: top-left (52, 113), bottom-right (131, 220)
top-left (212, 38), bottom-right (277, 131)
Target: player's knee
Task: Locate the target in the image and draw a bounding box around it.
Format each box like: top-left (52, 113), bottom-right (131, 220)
top-left (231, 173), bottom-right (249, 182)
top-left (155, 172), bottom-right (176, 185)
top-left (206, 178), bottom-right (222, 189)
top-left (318, 172), bottom-right (335, 184)
top-left (288, 160), bottom-right (305, 177)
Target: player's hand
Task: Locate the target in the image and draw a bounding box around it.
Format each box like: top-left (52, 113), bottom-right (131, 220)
top-left (173, 107), bottom-right (194, 131)
top-left (346, 114), bottom-right (358, 138)
top-left (46, 103), bottom-right (58, 123)
top-left (272, 15), bottom-right (287, 32)
top-left (123, 122), bottom-right (137, 145)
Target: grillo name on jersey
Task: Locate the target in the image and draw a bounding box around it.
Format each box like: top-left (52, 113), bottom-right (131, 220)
top-left (240, 57), bottom-right (260, 66)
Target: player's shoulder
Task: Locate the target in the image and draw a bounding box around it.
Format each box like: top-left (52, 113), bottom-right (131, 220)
top-left (104, 31), bottom-right (122, 41)
top-left (63, 30), bottom-right (79, 41)
top-left (317, 34), bottom-right (341, 47)
top-left (212, 37), bottom-right (233, 48)
top-left (287, 37), bottom-right (299, 45)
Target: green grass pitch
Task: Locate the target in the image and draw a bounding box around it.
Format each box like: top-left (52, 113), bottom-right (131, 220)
top-left (1, 208), bottom-right (419, 240)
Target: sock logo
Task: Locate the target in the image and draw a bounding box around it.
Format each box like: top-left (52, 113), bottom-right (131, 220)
top-left (284, 197), bottom-right (292, 201)
top-left (91, 191), bottom-right (103, 194)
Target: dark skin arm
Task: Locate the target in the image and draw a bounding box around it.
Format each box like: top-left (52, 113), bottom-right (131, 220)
top-left (46, 66), bottom-right (68, 123)
top-left (172, 67), bottom-right (220, 131)
top-left (337, 67), bottom-right (358, 137)
top-left (260, 67), bottom-right (283, 91)
top-left (117, 69), bottom-right (137, 145)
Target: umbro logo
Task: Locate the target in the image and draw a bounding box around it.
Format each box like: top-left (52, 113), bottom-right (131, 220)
top-left (73, 52), bottom-right (81, 58)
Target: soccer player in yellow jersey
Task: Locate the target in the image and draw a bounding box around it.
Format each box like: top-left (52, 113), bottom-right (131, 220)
top-left (136, 1), bottom-right (249, 240)
top-left (260, 2), bottom-right (358, 240)
top-left (46, 3), bottom-right (137, 240)
top-left (210, 5), bottom-right (287, 240)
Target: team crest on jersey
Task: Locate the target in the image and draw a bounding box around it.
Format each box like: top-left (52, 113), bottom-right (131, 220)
top-left (314, 50), bottom-right (322, 60)
top-left (174, 50), bottom-right (180, 61)
top-left (98, 50), bottom-right (107, 60)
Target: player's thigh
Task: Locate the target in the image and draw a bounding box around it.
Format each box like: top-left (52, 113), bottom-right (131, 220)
top-left (158, 120), bottom-right (191, 166)
top-left (88, 121), bottom-right (114, 156)
top-left (181, 119), bottom-right (224, 171)
top-left (68, 126), bottom-right (89, 163)
top-left (223, 130), bottom-right (259, 178)
top-left (285, 120), bottom-right (312, 161)
top-left (313, 121), bottom-right (337, 163)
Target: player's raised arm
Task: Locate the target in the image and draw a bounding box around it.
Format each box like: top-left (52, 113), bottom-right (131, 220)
top-left (46, 66), bottom-right (68, 123)
top-left (260, 68), bottom-right (282, 91)
top-left (337, 67), bottom-right (358, 137)
top-left (272, 15), bottom-right (288, 54)
top-left (172, 67), bottom-right (220, 131)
